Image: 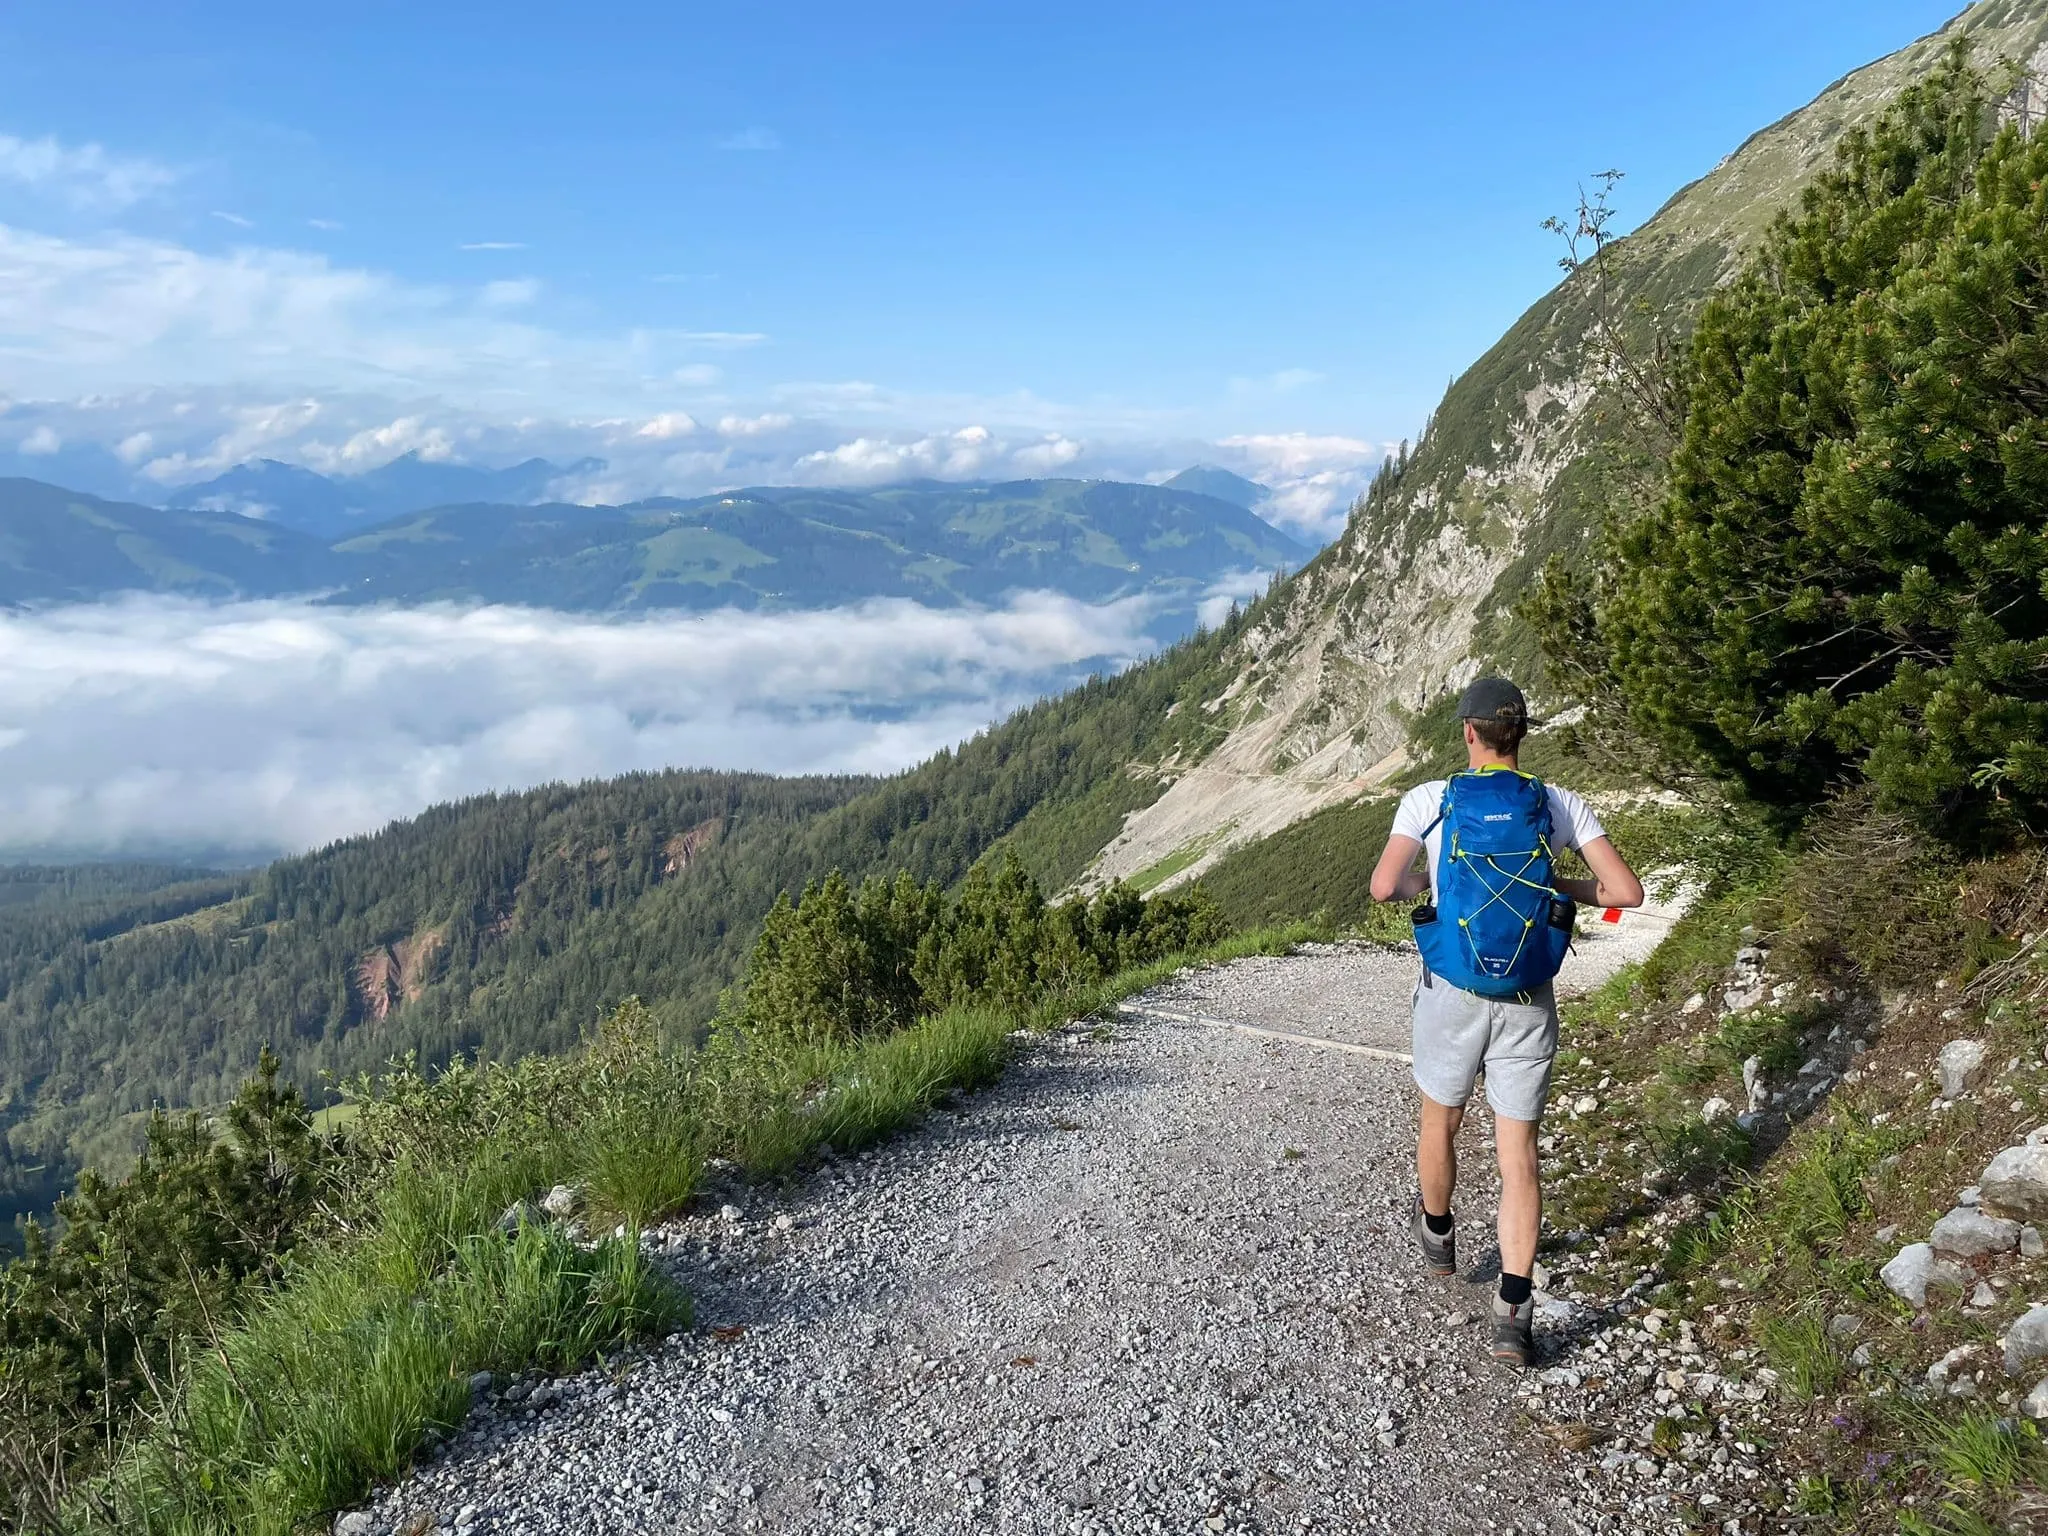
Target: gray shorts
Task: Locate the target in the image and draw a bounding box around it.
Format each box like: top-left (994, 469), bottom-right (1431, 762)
top-left (1410, 967), bottom-right (1559, 1123)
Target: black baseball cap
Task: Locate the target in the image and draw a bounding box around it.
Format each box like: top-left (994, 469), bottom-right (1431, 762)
top-left (1456, 676), bottom-right (1528, 725)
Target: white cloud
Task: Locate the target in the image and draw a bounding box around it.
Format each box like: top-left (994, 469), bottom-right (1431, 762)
top-left (1197, 567), bottom-right (1273, 629)
top-left (479, 277), bottom-right (540, 308)
top-left (635, 411), bottom-right (699, 440)
top-left (0, 223), bottom-right (719, 406)
top-left (305, 414), bottom-right (455, 470)
top-left (307, 218), bottom-right (343, 231)
top-left (1219, 431), bottom-right (1379, 476)
top-left (115, 430), bottom-right (154, 463)
top-left (678, 331), bottom-right (767, 348)
top-left (0, 592), bottom-right (1156, 856)
top-left (797, 425), bottom-right (996, 483)
top-left (0, 134), bottom-right (178, 210)
top-left (1011, 434), bottom-right (1083, 473)
top-left (139, 398), bottom-right (325, 482)
top-left (210, 210), bottom-right (254, 229)
top-left (20, 423), bottom-right (58, 454)
top-left (715, 128), bottom-right (781, 152)
top-left (459, 241), bottom-right (526, 251)
top-left (1216, 431), bottom-right (1383, 539)
top-left (716, 412), bottom-right (792, 436)
top-left (673, 364), bottom-right (722, 386)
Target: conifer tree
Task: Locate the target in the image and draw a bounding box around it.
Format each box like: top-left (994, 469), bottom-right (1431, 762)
top-left (1590, 48), bottom-right (2048, 841)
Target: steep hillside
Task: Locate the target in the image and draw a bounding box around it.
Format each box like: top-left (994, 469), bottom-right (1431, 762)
top-left (1081, 0), bottom-right (2048, 891)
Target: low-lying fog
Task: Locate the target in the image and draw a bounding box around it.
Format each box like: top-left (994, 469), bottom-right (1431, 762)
top-left (0, 588), bottom-right (1236, 862)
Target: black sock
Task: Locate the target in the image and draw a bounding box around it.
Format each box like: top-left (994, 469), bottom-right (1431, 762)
top-left (1499, 1272), bottom-right (1533, 1307)
top-left (1423, 1209), bottom-right (1454, 1236)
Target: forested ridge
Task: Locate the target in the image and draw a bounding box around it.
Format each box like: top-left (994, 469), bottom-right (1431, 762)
top-left (0, 602), bottom-right (1263, 1231)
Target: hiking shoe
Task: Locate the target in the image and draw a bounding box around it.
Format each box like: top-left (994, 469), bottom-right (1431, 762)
top-left (1491, 1293), bottom-right (1536, 1368)
top-left (1411, 1200), bottom-right (1456, 1277)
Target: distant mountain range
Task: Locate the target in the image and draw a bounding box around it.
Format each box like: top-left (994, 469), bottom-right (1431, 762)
top-left (0, 472), bottom-right (1308, 634)
top-left (168, 453), bottom-right (606, 538)
top-left (1160, 465), bottom-right (1270, 510)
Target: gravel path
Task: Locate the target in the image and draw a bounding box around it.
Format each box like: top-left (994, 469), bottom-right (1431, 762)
top-left (359, 945), bottom-right (1644, 1536)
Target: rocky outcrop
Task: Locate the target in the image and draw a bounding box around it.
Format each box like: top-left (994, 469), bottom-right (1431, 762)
top-left (353, 925), bottom-right (448, 1023)
top-left (662, 817), bottom-right (722, 878)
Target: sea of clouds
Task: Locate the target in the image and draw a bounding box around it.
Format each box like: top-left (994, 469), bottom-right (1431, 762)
top-left (0, 590), bottom-right (1203, 861)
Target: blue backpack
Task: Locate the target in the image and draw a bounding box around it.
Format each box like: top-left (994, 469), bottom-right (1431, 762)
top-left (1412, 768), bottom-right (1574, 998)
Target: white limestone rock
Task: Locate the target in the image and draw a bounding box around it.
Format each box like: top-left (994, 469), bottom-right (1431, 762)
top-left (1938, 1038), bottom-right (1987, 1099)
top-left (1981, 1145), bottom-right (2048, 1222)
top-left (1881, 1242), bottom-right (1967, 1309)
top-left (1929, 1206), bottom-right (2021, 1259)
top-left (2006, 1304), bottom-right (2048, 1377)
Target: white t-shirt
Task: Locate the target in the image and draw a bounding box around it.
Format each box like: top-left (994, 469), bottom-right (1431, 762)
top-left (1391, 776), bottom-right (1607, 889)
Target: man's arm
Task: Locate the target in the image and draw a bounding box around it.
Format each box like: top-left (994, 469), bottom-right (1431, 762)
top-left (1370, 833), bottom-right (1430, 903)
top-left (1552, 835), bottom-right (1645, 910)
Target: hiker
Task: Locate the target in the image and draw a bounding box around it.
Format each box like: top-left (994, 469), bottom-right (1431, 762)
top-left (1368, 677), bottom-right (1643, 1367)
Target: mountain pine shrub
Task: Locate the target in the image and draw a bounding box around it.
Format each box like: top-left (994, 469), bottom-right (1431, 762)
top-left (731, 858), bottom-right (1226, 1045)
top-left (1562, 47), bottom-right (2048, 844)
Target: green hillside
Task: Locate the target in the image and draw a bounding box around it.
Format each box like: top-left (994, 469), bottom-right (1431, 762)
top-left (316, 480), bottom-right (1309, 624)
top-left (0, 478), bottom-right (332, 605)
top-left (1159, 465), bottom-right (1270, 509)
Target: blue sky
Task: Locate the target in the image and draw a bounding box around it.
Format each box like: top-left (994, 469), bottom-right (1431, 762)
top-left (0, 0), bottom-right (1969, 535)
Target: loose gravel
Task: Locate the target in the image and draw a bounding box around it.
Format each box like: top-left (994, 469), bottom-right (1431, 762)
top-left (352, 944), bottom-right (1741, 1536)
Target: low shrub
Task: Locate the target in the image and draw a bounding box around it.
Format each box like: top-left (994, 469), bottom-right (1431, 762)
top-left (1779, 789), bottom-right (1965, 990)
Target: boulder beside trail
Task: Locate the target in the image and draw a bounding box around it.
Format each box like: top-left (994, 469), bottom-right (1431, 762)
top-left (2025, 1379), bottom-right (2048, 1419)
top-left (1929, 1207), bottom-right (2021, 1259)
top-left (1980, 1145), bottom-right (2048, 1222)
top-left (2006, 1304), bottom-right (2048, 1377)
top-left (1880, 1243), bottom-right (1968, 1309)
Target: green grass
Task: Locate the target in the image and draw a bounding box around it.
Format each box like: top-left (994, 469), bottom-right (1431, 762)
top-left (110, 1171), bottom-right (683, 1535)
top-left (1129, 824), bottom-right (1235, 894)
top-left (1760, 1310), bottom-right (1848, 1397)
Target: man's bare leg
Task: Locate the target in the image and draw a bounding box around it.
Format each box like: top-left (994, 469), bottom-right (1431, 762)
top-left (1493, 1111), bottom-right (1541, 1280)
top-left (1417, 1092), bottom-right (1465, 1216)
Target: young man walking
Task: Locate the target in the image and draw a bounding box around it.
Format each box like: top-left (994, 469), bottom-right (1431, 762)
top-left (1368, 678), bottom-right (1643, 1366)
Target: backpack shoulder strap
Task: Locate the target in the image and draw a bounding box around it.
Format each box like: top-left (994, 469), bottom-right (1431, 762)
top-left (1417, 774), bottom-right (1460, 842)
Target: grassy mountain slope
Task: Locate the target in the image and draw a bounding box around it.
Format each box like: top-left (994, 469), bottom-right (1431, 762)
top-left (1, 474), bottom-right (1304, 625)
top-left (1079, 0), bottom-right (2048, 893)
top-left (322, 479), bottom-right (1306, 624)
top-left (0, 478), bottom-right (333, 605)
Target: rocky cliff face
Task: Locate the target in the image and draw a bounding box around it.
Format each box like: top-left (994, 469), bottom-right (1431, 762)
top-left (1084, 0), bottom-right (2048, 893)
